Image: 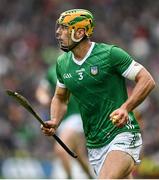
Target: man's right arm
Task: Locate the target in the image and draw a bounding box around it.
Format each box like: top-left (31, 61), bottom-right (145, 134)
top-left (41, 86), bottom-right (70, 136)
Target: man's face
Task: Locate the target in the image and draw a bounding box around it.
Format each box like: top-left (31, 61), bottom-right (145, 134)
top-left (55, 24), bottom-right (73, 49)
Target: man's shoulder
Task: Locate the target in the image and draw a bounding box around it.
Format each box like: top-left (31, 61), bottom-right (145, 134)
top-left (95, 42), bottom-right (115, 51)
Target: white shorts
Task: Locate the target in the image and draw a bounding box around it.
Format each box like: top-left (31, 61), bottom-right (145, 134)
top-left (58, 114), bottom-right (83, 133)
top-left (87, 132), bottom-right (142, 176)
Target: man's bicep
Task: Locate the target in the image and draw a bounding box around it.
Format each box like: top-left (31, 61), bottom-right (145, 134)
top-left (135, 67), bottom-right (153, 82)
top-left (54, 86), bottom-right (70, 103)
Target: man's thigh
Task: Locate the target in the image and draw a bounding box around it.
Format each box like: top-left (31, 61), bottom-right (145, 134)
top-left (99, 150), bottom-right (135, 179)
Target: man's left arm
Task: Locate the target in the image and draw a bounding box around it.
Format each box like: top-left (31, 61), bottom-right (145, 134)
top-left (121, 67), bottom-right (155, 112)
top-left (110, 67), bottom-right (155, 127)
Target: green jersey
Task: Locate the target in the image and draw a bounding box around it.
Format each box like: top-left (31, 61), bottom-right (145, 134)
top-left (56, 42), bottom-right (140, 148)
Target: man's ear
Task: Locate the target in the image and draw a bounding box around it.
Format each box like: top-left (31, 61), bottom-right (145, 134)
top-left (75, 28), bottom-right (85, 39)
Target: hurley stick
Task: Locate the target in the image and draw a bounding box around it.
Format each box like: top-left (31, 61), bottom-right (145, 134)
top-left (6, 90), bottom-right (77, 158)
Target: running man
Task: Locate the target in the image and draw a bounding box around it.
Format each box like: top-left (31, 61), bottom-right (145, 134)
top-left (41, 9), bottom-right (155, 179)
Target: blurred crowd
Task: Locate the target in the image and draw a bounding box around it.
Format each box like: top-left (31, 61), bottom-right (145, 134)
top-left (0, 0), bottom-right (159, 178)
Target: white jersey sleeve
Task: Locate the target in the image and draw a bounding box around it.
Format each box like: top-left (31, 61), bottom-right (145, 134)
top-left (122, 60), bottom-right (143, 80)
top-left (57, 79), bottom-right (66, 88)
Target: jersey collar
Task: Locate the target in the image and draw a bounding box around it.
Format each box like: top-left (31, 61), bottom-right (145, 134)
top-left (72, 42), bottom-right (95, 65)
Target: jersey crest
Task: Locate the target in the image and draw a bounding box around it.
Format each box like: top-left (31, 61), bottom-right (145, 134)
top-left (90, 65), bottom-right (98, 75)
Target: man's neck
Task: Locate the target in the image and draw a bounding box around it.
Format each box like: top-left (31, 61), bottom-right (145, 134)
top-left (72, 39), bottom-right (92, 61)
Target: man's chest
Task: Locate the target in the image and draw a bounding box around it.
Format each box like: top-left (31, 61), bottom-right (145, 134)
top-left (61, 59), bottom-right (112, 92)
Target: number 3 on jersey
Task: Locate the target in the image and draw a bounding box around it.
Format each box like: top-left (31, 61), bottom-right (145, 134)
top-left (78, 72), bottom-right (83, 80)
